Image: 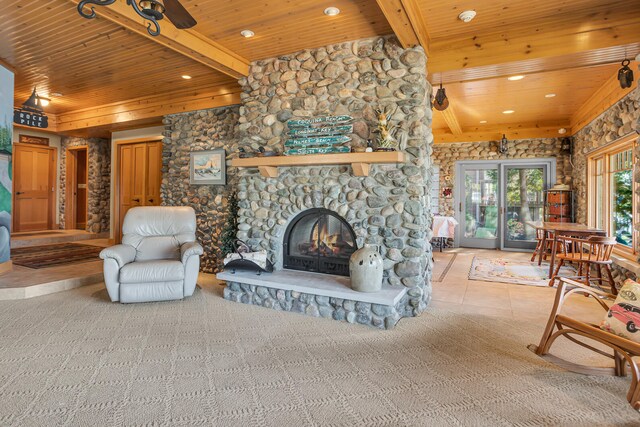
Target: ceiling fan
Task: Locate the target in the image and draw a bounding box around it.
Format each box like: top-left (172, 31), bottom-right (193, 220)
top-left (77, 0), bottom-right (197, 36)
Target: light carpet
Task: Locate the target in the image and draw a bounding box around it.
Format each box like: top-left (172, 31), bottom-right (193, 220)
top-left (469, 256), bottom-right (576, 287)
top-left (0, 283), bottom-right (638, 426)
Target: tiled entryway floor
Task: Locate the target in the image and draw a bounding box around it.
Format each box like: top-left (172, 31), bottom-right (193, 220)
top-left (431, 248), bottom-right (604, 325)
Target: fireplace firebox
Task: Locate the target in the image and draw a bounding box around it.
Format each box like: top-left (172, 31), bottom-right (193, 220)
top-left (283, 209), bottom-right (357, 276)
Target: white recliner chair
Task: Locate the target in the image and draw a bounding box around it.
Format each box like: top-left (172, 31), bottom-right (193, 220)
top-left (99, 206), bottom-right (203, 303)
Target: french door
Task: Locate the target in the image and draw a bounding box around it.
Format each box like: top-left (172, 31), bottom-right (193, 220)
top-left (456, 159), bottom-right (554, 250)
top-left (501, 164), bottom-right (548, 250)
top-left (459, 164), bottom-right (500, 249)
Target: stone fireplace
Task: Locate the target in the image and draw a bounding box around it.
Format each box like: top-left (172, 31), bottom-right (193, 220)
top-left (216, 36), bottom-right (435, 329)
top-left (283, 208), bottom-right (356, 276)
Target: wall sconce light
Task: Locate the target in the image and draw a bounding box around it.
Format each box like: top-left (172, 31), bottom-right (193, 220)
top-left (560, 137), bottom-right (573, 154)
top-left (498, 134), bottom-right (509, 155)
top-left (618, 59), bottom-right (634, 89)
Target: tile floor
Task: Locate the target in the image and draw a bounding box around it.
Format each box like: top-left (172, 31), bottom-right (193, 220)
top-left (431, 248), bottom-right (605, 325)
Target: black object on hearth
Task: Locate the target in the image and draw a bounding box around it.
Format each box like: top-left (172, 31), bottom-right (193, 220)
top-left (283, 209), bottom-right (357, 277)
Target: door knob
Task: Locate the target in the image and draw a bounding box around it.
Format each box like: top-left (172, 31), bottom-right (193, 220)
top-left (133, 198), bottom-right (140, 202)
top-left (148, 198), bottom-right (154, 203)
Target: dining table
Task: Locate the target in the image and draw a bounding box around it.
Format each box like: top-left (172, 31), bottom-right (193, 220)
top-left (526, 221), bottom-right (607, 278)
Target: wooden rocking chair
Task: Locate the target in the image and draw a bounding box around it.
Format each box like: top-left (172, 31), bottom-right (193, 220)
top-left (528, 277), bottom-right (640, 410)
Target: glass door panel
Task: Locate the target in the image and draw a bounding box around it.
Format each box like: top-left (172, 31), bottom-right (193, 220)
top-left (459, 166), bottom-right (499, 249)
top-left (502, 165), bottom-right (547, 250)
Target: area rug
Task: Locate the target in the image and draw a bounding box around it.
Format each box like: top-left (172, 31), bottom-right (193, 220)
top-left (432, 252), bottom-right (457, 282)
top-left (10, 243), bottom-right (103, 269)
top-left (0, 283), bottom-right (637, 425)
top-left (469, 256), bottom-right (575, 287)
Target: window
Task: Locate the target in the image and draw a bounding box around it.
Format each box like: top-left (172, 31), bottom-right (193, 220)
top-left (588, 136), bottom-right (638, 257)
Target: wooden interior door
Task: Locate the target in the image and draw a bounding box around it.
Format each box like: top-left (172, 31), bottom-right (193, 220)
top-left (145, 141), bottom-right (162, 206)
top-left (13, 144), bottom-right (55, 232)
top-left (117, 141), bottom-right (162, 241)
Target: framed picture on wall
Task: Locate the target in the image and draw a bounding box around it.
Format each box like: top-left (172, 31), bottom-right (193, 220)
top-left (189, 149), bottom-right (226, 185)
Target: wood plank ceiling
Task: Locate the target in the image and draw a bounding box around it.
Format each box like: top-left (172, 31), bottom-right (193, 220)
top-left (2, 0), bottom-right (236, 115)
top-left (1, 0), bottom-right (638, 139)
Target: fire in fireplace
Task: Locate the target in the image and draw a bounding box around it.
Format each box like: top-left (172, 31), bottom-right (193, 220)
top-left (283, 208), bottom-right (356, 276)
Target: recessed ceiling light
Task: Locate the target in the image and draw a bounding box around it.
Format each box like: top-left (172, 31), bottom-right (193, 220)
top-left (458, 10), bottom-right (476, 23)
top-left (51, 92), bottom-right (63, 97)
top-left (507, 75), bottom-right (525, 81)
top-left (502, 110), bottom-right (515, 114)
top-left (545, 93), bottom-right (556, 98)
top-left (324, 7), bottom-right (340, 16)
top-left (181, 75), bottom-right (192, 80)
top-left (240, 29), bottom-right (255, 38)
top-left (479, 120), bottom-right (487, 124)
top-left (558, 128), bottom-right (567, 134)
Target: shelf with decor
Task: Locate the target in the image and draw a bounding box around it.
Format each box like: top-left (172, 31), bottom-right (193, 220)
top-left (544, 189), bottom-right (574, 222)
top-left (231, 151), bottom-right (406, 177)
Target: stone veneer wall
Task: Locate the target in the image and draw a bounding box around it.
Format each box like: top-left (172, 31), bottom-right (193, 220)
top-left (572, 88), bottom-right (639, 225)
top-left (233, 36), bottom-right (434, 320)
top-left (571, 87), bottom-right (640, 280)
top-left (161, 106), bottom-right (240, 273)
top-left (59, 137), bottom-right (111, 233)
top-left (432, 138), bottom-right (570, 216)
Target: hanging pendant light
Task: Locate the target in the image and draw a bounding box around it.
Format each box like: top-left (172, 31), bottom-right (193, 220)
top-left (618, 59), bottom-right (634, 89)
top-left (432, 84), bottom-right (449, 111)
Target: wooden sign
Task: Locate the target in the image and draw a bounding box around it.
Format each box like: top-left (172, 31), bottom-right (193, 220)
top-left (287, 115), bottom-right (353, 128)
top-left (288, 124), bottom-right (353, 137)
top-left (285, 135), bottom-right (351, 147)
top-left (285, 146), bottom-right (351, 156)
top-left (13, 109), bottom-right (48, 129)
top-left (19, 134), bottom-right (49, 146)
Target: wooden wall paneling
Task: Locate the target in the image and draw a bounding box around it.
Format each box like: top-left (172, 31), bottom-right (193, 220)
top-left (55, 84), bottom-right (242, 133)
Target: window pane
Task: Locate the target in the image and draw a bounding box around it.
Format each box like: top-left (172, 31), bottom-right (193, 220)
top-left (595, 173), bottom-right (603, 229)
top-left (611, 168), bottom-right (633, 247)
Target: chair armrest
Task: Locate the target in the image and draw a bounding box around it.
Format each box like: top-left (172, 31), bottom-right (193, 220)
top-left (558, 277), bottom-right (616, 299)
top-left (99, 244), bottom-right (136, 268)
top-left (181, 241), bottom-right (203, 264)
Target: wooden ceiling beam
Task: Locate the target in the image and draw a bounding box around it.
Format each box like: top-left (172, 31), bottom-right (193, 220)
top-left (55, 83), bottom-right (242, 134)
top-left (428, 20), bottom-right (640, 74)
top-left (375, 0), bottom-right (429, 52)
top-left (69, 0), bottom-right (249, 78)
top-left (570, 61), bottom-right (637, 133)
top-left (433, 122), bottom-right (571, 144)
top-left (438, 104), bottom-right (462, 135)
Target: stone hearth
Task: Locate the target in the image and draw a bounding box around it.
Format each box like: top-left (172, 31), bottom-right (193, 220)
top-left (219, 270), bottom-right (407, 329)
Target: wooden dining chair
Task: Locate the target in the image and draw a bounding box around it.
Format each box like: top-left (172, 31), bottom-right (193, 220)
top-left (531, 228), bottom-right (555, 264)
top-left (548, 235), bottom-right (617, 295)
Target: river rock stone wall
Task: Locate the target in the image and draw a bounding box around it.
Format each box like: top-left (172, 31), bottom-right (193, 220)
top-left (161, 106), bottom-right (240, 273)
top-left (224, 282), bottom-right (407, 329)
top-left (59, 137), bottom-right (110, 233)
top-left (234, 36), bottom-right (434, 319)
top-left (572, 87), bottom-right (639, 272)
top-left (572, 87), bottom-right (639, 225)
top-left (432, 138), bottom-right (570, 216)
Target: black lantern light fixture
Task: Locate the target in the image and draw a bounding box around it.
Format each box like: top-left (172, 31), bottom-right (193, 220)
top-left (77, 0), bottom-right (197, 36)
top-left (618, 59), bottom-right (635, 89)
top-left (432, 84), bottom-right (449, 111)
top-left (498, 134), bottom-right (509, 155)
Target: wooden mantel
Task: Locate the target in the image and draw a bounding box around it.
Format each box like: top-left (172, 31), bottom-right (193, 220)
top-left (231, 151), bottom-right (406, 177)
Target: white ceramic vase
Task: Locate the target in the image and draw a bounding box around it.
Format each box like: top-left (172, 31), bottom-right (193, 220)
top-left (349, 244), bottom-right (383, 293)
